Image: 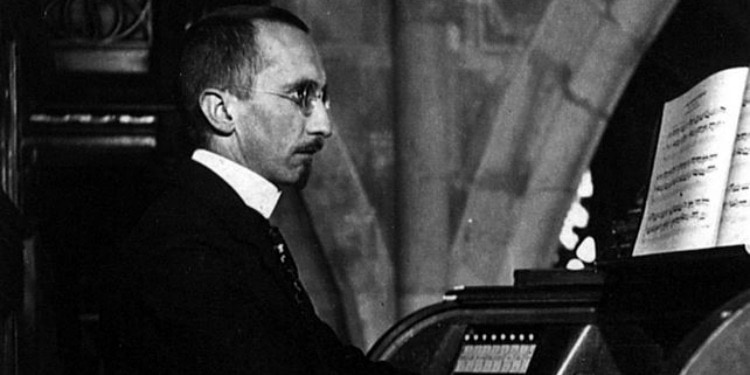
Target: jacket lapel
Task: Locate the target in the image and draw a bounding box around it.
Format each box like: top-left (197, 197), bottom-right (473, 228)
top-left (173, 160), bottom-right (306, 318)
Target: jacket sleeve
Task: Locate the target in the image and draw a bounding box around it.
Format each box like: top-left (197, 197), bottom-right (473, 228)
top-left (307, 311), bottom-right (418, 375)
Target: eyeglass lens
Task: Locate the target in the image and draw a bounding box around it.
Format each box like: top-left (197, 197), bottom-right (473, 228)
top-left (300, 84), bottom-right (329, 113)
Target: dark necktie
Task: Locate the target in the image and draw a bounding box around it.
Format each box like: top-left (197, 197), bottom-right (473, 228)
top-left (268, 226), bottom-right (315, 316)
top-left (269, 226), bottom-right (338, 373)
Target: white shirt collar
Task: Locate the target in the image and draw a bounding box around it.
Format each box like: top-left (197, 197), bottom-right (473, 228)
top-left (192, 149), bottom-right (281, 219)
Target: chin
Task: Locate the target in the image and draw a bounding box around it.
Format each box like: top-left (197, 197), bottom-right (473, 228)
top-left (277, 166), bottom-right (311, 190)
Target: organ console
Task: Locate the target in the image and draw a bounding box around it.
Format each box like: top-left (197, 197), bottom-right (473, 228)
top-left (369, 246), bottom-right (750, 374)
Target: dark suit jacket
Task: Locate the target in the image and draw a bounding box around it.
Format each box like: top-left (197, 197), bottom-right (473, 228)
top-left (103, 160), bottom-right (410, 374)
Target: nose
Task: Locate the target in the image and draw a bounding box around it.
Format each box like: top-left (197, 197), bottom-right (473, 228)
top-left (306, 102), bottom-right (333, 138)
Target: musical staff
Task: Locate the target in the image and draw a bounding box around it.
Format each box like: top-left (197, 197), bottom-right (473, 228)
top-left (665, 120), bottom-right (724, 151)
top-left (653, 165), bottom-right (718, 193)
top-left (727, 182), bottom-right (750, 193)
top-left (655, 154), bottom-right (718, 182)
top-left (644, 210), bottom-right (707, 236)
top-left (646, 198), bottom-right (711, 222)
top-left (724, 199), bottom-right (750, 208)
top-left (666, 106), bottom-right (725, 139)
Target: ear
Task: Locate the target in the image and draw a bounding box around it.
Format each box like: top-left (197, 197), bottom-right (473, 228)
top-left (198, 89), bottom-right (236, 136)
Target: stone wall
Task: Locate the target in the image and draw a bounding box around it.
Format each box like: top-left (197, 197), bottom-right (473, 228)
top-left (272, 0), bottom-right (678, 350)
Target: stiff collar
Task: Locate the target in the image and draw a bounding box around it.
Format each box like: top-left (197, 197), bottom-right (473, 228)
top-left (192, 149), bottom-right (281, 219)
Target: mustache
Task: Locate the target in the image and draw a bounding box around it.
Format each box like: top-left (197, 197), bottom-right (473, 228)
top-left (294, 138), bottom-right (325, 154)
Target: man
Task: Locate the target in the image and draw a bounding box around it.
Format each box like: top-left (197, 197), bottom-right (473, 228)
top-left (104, 5), bottom-right (414, 375)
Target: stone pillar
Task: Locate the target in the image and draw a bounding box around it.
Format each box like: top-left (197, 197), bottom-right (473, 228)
top-left (393, 0), bottom-right (452, 315)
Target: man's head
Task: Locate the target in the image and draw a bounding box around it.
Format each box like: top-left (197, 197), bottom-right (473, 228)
top-left (178, 6), bottom-right (332, 188)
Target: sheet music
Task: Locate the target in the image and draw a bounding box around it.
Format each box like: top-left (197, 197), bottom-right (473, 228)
top-left (633, 67), bottom-right (749, 256)
top-left (718, 73), bottom-right (750, 246)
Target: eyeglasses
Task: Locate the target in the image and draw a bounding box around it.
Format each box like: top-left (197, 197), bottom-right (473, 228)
top-left (241, 82), bottom-right (329, 116)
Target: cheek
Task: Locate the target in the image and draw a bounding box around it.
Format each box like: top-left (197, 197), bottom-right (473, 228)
top-left (252, 129), bottom-right (298, 169)
top-left (259, 123), bottom-right (293, 153)
top-left (267, 116), bottom-right (304, 149)
top-left (241, 105), bottom-right (304, 156)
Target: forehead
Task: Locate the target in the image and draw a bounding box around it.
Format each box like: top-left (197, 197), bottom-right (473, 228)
top-left (253, 21), bottom-right (326, 87)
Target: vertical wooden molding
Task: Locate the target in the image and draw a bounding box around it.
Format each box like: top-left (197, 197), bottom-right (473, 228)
top-left (1, 39), bottom-right (19, 202)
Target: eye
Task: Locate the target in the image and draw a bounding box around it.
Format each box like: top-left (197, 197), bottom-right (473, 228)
top-left (285, 82), bottom-right (327, 113)
top-left (288, 86), bottom-right (307, 105)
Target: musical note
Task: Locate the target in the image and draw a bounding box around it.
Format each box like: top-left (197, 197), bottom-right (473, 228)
top-left (644, 209), bottom-right (707, 236)
top-left (655, 154), bottom-right (718, 182)
top-left (726, 182), bottom-right (750, 193)
top-left (654, 165), bottom-right (718, 193)
top-left (724, 199), bottom-right (750, 208)
top-left (665, 106), bottom-right (726, 140)
top-left (646, 198), bottom-right (711, 222)
top-left (665, 120), bottom-right (725, 151)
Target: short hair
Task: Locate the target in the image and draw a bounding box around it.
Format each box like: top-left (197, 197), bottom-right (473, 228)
top-left (177, 5), bottom-right (309, 148)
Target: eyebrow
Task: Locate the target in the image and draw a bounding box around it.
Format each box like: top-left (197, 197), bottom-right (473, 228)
top-left (282, 78), bottom-right (325, 92)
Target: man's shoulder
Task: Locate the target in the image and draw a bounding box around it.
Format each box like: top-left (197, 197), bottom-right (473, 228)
top-left (126, 158), bottom-right (268, 244)
top-left (134, 169), bottom-right (221, 232)
top-left (145, 159), bottom-right (234, 215)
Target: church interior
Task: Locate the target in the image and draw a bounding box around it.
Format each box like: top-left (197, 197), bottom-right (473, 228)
top-left (2, 0), bottom-right (750, 374)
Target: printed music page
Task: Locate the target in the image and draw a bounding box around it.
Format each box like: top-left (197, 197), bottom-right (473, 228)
top-left (633, 67), bottom-right (749, 256)
top-left (718, 72), bottom-right (750, 246)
